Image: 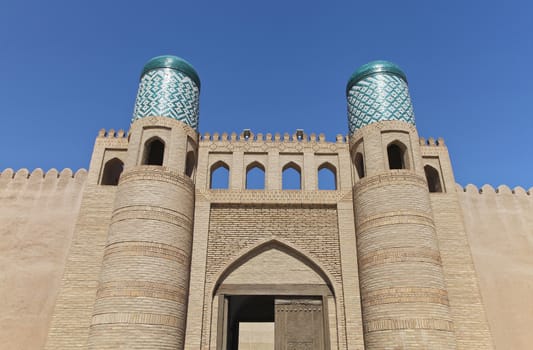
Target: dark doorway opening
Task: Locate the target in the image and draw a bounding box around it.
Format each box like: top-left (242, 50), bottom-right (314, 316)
top-left (226, 295), bottom-right (275, 350)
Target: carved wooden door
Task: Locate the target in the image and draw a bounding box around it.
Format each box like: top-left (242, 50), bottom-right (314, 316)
top-left (274, 299), bottom-right (325, 350)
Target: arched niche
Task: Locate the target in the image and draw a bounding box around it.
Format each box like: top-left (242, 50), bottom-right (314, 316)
top-left (213, 239), bottom-right (334, 296)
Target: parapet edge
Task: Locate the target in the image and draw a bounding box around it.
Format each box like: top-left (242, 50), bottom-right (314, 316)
top-left (456, 183), bottom-right (532, 196)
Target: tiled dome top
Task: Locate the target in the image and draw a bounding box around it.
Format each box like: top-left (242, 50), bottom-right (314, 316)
top-left (346, 60), bottom-right (407, 94)
top-left (141, 55), bottom-right (201, 88)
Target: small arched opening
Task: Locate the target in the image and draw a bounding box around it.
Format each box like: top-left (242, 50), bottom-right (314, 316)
top-left (318, 163), bottom-right (337, 190)
top-left (185, 151), bottom-right (196, 178)
top-left (246, 162), bottom-right (265, 189)
top-left (387, 142), bottom-right (408, 170)
top-left (142, 137), bottom-right (165, 166)
top-left (101, 158), bottom-right (123, 186)
top-left (282, 162), bottom-right (301, 190)
top-left (354, 152), bottom-right (365, 179)
top-left (210, 161), bottom-right (230, 189)
top-left (424, 165), bottom-right (443, 193)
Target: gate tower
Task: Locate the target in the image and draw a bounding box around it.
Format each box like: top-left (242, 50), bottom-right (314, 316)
top-left (348, 61), bottom-right (457, 349)
top-left (88, 55), bottom-right (200, 349)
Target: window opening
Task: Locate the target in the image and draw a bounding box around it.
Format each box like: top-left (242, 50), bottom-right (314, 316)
top-left (143, 138), bottom-right (165, 166)
top-left (318, 163), bottom-right (337, 190)
top-left (185, 151), bottom-right (196, 177)
top-left (387, 143), bottom-right (406, 170)
top-left (424, 165), bottom-right (443, 193)
top-left (101, 158), bottom-right (123, 186)
top-left (210, 162), bottom-right (230, 189)
top-left (282, 163), bottom-right (301, 190)
top-left (355, 152), bottom-right (365, 178)
top-left (246, 162), bottom-right (265, 189)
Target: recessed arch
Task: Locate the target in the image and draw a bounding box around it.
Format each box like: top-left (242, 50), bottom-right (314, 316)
top-left (387, 141), bottom-right (408, 170)
top-left (424, 165), bottom-right (443, 193)
top-left (282, 162), bottom-right (301, 190)
top-left (210, 161), bottom-right (230, 189)
top-left (212, 238), bottom-right (335, 297)
top-left (354, 152), bottom-right (365, 179)
top-left (142, 137), bottom-right (165, 166)
top-left (185, 151), bottom-right (196, 178)
top-left (245, 161), bottom-right (265, 190)
top-left (100, 158), bottom-right (123, 186)
top-left (318, 162), bottom-right (337, 190)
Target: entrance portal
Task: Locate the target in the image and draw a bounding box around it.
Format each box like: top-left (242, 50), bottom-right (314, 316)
top-left (222, 295), bottom-right (326, 350)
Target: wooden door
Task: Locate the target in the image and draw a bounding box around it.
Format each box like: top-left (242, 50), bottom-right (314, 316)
top-left (274, 299), bottom-right (325, 350)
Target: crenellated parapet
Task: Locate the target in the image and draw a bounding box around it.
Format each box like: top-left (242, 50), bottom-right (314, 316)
top-left (201, 130), bottom-right (348, 143)
top-left (457, 183), bottom-right (532, 196)
top-left (419, 137), bottom-right (446, 147)
top-left (0, 168), bottom-right (87, 183)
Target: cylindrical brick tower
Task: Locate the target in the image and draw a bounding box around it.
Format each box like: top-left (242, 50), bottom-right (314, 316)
top-left (88, 55), bottom-right (200, 349)
top-left (348, 61), bottom-right (457, 349)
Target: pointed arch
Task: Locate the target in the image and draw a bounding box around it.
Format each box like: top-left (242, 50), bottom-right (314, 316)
top-left (317, 162), bottom-right (337, 190)
top-left (387, 141), bottom-right (408, 170)
top-left (185, 151), bottom-right (196, 178)
top-left (354, 152), bottom-right (365, 179)
top-left (424, 165), bottom-right (443, 193)
top-left (210, 161), bottom-right (230, 189)
top-left (212, 238), bottom-right (336, 296)
top-left (142, 137), bottom-right (165, 166)
top-left (282, 162), bottom-right (301, 190)
top-left (245, 161), bottom-right (266, 189)
top-left (100, 158), bottom-right (123, 186)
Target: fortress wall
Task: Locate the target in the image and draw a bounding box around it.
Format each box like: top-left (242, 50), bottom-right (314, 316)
top-left (0, 168), bottom-right (86, 350)
top-left (45, 129), bottom-right (128, 350)
top-left (457, 185), bottom-right (533, 350)
top-left (421, 140), bottom-right (494, 350)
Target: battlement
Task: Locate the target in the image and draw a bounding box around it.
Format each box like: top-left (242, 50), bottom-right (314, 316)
top-left (419, 137), bottom-right (446, 147)
top-left (0, 168), bottom-right (87, 186)
top-left (200, 131), bottom-right (348, 143)
top-left (97, 128), bottom-right (128, 139)
top-left (456, 183), bottom-right (532, 196)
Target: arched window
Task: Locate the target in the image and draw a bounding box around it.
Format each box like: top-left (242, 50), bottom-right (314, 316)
top-left (282, 162), bottom-right (301, 190)
top-left (185, 151), bottom-right (196, 178)
top-left (424, 165), bottom-right (443, 193)
top-left (387, 142), bottom-right (408, 170)
top-left (318, 163), bottom-right (336, 190)
top-left (142, 138), bottom-right (165, 166)
top-left (246, 162), bottom-right (265, 189)
top-left (210, 161), bottom-right (230, 189)
top-left (101, 158), bottom-right (123, 186)
top-left (355, 152), bottom-right (365, 179)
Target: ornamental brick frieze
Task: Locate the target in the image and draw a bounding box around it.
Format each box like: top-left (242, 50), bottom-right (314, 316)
top-left (356, 210), bottom-right (435, 232)
top-left (363, 318), bottom-right (454, 333)
top-left (102, 241), bottom-right (189, 264)
top-left (201, 189), bottom-right (348, 204)
top-left (96, 281), bottom-right (187, 302)
top-left (111, 205), bottom-right (192, 229)
top-left (358, 248), bottom-right (443, 269)
top-left (353, 171), bottom-right (427, 194)
top-left (361, 287), bottom-right (449, 307)
top-left (91, 313), bottom-right (180, 328)
top-left (119, 166), bottom-right (194, 191)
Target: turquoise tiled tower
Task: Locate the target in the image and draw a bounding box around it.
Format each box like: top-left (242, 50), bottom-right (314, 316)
top-left (346, 60), bottom-right (415, 134)
top-left (132, 55), bottom-right (201, 130)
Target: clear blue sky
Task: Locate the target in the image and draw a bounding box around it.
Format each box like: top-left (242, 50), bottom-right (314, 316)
top-left (1, 1), bottom-right (531, 188)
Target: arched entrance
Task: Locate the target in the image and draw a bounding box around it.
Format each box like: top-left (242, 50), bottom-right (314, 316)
top-left (213, 240), bottom-right (335, 350)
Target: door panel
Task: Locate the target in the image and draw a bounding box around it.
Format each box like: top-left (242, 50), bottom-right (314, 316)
top-left (275, 299), bottom-right (325, 350)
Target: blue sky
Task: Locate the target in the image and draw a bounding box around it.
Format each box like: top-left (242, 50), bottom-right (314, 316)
top-left (1, 1), bottom-right (531, 188)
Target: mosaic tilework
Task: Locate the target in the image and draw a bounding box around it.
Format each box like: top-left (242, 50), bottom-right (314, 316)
top-left (347, 74), bottom-right (415, 134)
top-left (132, 68), bottom-right (200, 130)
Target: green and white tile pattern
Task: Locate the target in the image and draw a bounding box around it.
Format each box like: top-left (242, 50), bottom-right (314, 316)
top-left (132, 68), bottom-right (200, 130)
top-left (347, 73), bottom-right (415, 134)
